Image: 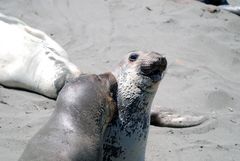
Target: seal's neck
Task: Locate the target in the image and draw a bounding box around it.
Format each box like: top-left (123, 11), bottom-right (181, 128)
top-left (103, 92), bottom-right (153, 161)
top-left (103, 72), bottom-right (155, 161)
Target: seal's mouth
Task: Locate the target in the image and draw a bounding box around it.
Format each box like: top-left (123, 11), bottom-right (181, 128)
top-left (144, 69), bottom-right (163, 82)
top-left (140, 57), bottom-right (167, 82)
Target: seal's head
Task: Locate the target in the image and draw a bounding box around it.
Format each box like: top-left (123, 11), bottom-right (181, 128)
top-left (113, 51), bottom-right (167, 93)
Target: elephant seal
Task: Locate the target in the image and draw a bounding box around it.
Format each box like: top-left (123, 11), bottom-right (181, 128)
top-left (198, 0), bottom-right (229, 5)
top-left (197, 0), bottom-right (240, 16)
top-left (19, 73), bottom-right (117, 161)
top-left (103, 51), bottom-right (167, 161)
top-left (0, 13), bottom-right (80, 98)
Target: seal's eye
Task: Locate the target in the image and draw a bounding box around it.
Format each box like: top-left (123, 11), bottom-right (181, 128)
top-left (129, 53), bottom-right (139, 62)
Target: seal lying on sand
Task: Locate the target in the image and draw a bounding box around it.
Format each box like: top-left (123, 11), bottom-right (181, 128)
top-left (198, 0), bottom-right (240, 16)
top-left (0, 13), bottom-right (80, 98)
top-left (19, 73), bottom-right (117, 161)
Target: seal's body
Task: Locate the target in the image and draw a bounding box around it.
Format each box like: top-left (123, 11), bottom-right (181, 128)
top-left (103, 51), bottom-right (167, 161)
top-left (19, 74), bottom-right (116, 161)
top-left (0, 13), bottom-right (80, 98)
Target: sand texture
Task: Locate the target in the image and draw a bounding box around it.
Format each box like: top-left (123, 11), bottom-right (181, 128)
top-left (0, 0), bottom-right (240, 161)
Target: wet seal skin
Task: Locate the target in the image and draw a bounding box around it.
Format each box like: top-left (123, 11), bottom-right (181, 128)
top-left (19, 73), bottom-right (117, 161)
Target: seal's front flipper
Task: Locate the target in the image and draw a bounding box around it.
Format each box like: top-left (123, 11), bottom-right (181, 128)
top-left (150, 108), bottom-right (208, 128)
top-left (219, 5), bottom-right (240, 16)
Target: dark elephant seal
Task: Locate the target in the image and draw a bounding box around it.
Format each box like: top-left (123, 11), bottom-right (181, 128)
top-left (103, 51), bottom-right (167, 161)
top-left (19, 73), bottom-right (117, 161)
top-left (198, 0), bottom-right (229, 5)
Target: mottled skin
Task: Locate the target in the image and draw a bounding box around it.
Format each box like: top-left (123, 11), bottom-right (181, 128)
top-left (103, 51), bottom-right (167, 161)
top-left (19, 73), bottom-right (116, 161)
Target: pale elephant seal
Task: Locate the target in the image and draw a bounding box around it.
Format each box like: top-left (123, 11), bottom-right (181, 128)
top-left (0, 13), bottom-right (80, 98)
top-left (103, 51), bottom-right (167, 161)
top-left (19, 73), bottom-right (117, 161)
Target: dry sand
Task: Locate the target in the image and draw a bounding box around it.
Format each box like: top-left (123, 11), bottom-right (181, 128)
top-left (0, 0), bottom-right (240, 161)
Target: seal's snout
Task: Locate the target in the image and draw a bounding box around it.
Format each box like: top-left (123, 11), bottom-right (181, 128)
top-left (158, 57), bottom-right (167, 72)
top-left (140, 54), bottom-right (167, 82)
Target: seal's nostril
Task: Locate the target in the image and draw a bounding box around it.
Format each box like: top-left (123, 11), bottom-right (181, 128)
top-left (161, 57), bottom-right (167, 65)
top-left (159, 57), bottom-right (167, 71)
top-left (155, 57), bottom-right (167, 65)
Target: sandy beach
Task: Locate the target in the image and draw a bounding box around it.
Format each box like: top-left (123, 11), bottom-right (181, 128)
top-left (0, 0), bottom-right (240, 160)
